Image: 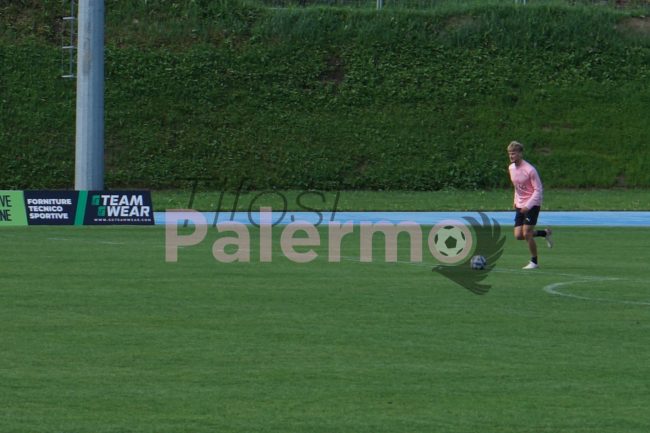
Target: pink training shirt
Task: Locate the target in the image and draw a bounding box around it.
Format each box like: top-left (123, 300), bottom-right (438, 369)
top-left (509, 160), bottom-right (543, 209)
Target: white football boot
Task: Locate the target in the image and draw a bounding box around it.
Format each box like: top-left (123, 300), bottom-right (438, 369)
top-left (522, 262), bottom-right (539, 270)
top-left (545, 228), bottom-right (554, 248)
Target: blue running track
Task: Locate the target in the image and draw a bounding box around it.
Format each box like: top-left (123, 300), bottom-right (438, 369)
top-left (155, 211), bottom-right (650, 227)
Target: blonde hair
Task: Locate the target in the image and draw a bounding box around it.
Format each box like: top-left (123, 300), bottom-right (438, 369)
top-left (507, 141), bottom-right (524, 152)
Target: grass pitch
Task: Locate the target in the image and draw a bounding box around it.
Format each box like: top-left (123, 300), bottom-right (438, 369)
top-left (1, 225), bottom-right (649, 433)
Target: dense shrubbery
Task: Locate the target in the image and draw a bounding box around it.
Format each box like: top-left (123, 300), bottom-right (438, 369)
top-left (1, 1), bottom-right (650, 189)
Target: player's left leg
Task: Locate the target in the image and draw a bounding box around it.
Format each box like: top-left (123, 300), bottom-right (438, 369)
top-left (542, 227), bottom-right (553, 248)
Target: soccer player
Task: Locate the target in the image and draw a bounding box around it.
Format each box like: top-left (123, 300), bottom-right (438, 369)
top-left (507, 141), bottom-right (553, 269)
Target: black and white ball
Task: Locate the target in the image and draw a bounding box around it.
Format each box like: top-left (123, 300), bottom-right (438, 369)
top-left (470, 255), bottom-right (487, 270)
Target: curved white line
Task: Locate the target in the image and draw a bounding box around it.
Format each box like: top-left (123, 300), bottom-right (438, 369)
top-left (543, 279), bottom-right (650, 306)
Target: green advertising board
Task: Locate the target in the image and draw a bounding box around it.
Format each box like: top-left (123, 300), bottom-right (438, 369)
top-left (0, 190), bottom-right (28, 226)
top-left (0, 190), bottom-right (154, 226)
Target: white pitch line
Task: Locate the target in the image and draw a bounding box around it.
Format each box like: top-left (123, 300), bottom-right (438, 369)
top-left (339, 254), bottom-right (650, 305)
top-left (47, 237), bottom-right (125, 245)
top-left (32, 239), bottom-right (650, 304)
top-left (543, 278), bottom-right (650, 306)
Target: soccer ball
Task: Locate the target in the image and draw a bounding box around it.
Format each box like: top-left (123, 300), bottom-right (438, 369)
top-left (471, 255), bottom-right (487, 270)
top-left (434, 225), bottom-right (467, 258)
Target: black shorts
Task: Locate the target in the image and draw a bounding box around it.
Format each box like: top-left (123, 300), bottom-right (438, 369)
top-left (514, 206), bottom-right (540, 227)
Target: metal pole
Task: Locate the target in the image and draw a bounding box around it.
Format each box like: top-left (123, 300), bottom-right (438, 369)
top-left (75, 0), bottom-right (104, 190)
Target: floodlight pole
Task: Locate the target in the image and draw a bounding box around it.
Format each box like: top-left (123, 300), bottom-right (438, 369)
top-left (74, 0), bottom-right (105, 190)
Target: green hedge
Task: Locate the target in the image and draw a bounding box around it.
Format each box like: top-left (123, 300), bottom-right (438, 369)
top-left (2, 1), bottom-right (650, 189)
